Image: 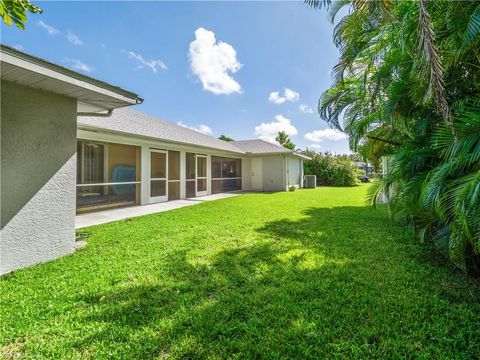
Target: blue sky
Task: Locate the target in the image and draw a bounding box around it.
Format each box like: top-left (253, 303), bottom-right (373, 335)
top-left (2, 1), bottom-right (350, 153)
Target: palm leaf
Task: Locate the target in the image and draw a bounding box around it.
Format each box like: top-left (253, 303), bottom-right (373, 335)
top-left (461, 3), bottom-right (480, 50)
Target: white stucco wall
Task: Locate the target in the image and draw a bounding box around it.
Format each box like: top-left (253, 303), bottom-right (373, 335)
top-left (287, 156), bottom-right (302, 188)
top-left (241, 157), bottom-right (252, 191)
top-left (262, 155), bottom-right (285, 192)
top-left (1, 81), bottom-right (77, 274)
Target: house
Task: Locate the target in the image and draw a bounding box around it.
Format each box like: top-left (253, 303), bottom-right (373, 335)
top-left (1, 45), bottom-right (142, 274)
top-left (1, 45), bottom-right (308, 274)
top-left (354, 161), bottom-right (373, 174)
top-left (76, 108), bottom-right (308, 213)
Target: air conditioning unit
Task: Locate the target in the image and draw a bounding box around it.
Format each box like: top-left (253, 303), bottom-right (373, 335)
top-left (304, 175), bottom-right (316, 189)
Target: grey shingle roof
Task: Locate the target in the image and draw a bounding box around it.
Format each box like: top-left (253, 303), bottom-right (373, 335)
top-left (78, 108), bottom-right (311, 159)
top-left (231, 139), bottom-right (292, 154)
top-left (77, 107), bottom-right (245, 154)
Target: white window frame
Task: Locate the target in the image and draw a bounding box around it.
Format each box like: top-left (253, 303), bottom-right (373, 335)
top-left (196, 154), bottom-right (208, 197)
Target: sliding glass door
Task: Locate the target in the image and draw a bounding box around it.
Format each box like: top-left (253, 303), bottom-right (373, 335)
top-left (168, 150), bottom-right (180, 200)
top-left (186, 152), bottom-right (196, 198)
top-left (196, 155), bottom-right (208, 197)
top-left (150, 150), bottom-right (168, 202)
top-left (185, 152), bottom-right (208, 198)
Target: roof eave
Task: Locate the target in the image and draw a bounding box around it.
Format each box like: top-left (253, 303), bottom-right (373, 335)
top-left (245, 151), bottom-right (292, 157)
top-left (0, 44), bottom-right (142, 108)
top-left (78, 124), bottom-right (247, 155)
top-left (292, 152), bottom-right (311, 160)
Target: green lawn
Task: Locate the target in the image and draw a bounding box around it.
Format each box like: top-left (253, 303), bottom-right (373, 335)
top-left (1, 186), bottom-right (479, 359)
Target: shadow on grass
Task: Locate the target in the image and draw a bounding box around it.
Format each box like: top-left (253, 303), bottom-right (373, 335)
top-left (73, 205), bottom-right (480, 359)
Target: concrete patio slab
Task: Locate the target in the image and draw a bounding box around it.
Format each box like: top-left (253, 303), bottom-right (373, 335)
top-left (76, 200), bottom-right (200, 229)
top-left (187, 192), bottom-right (243, 201)
top-left (75, 192), bottom-right (243, 229)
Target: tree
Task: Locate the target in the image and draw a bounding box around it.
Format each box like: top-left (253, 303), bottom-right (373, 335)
top-left (308, 0), bottom-right (480, 275)
top-left (275, 131), bottom-right (296, 150)
top-left (218, 135), bottom-right (234, 142)
top-left (302, 150), bottom-right (356, 186)
top-left (0, 0), bottom-right (42, 29)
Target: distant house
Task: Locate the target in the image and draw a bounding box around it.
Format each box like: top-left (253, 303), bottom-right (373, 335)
top-left (1, 45), bottom-right (308, 274)
top-left (354, 161), bottom-right (373, 174)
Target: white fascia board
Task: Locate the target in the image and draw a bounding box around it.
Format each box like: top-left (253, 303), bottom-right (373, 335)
top-left (244, 152), bottom-right (291, 157)
top-left (292, 152), bottom-right (311, 160)
top-left (1, 52), bottom-right (139, 105)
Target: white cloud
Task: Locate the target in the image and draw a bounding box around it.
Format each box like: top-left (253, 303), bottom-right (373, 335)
top-left (189, 27), bottom-right (242, 95)
top-left (38, 20), bottom-right (59, 35)
top-left (177, 121), bottom-right (213, 136)
top-left (125, 51), bottom-right (168, 73)
top-left (67, 31), bottom-right (83, 46)
top-left (268, 88), bottom-right (300, 104)
top-left (299, 103), bottom-right (314, 114)
top-left (254, 115), bottom-right (298, 143)
top-left (284, 88), bottom-right (300, 102)
top-left (304, 128), bottom-right (347, 142)
top-left (268, 92), bottom-right (285, 104)
top-left (308, 144), bottom-right (322, 149)
top-left (64, 58), bottom-right (93, 73)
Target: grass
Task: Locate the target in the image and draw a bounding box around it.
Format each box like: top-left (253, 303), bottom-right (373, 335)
top-left (1, 185), bottom-right (479, 359)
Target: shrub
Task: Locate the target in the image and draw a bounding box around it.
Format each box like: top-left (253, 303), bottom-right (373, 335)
top-left (355, 168), bottom-right (366, 176)
top-left (302, 150), bottom-right (356, 186)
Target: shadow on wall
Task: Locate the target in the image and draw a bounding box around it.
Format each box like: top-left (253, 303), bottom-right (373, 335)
top-left (0, 81), bottom-right (77, 228)
top-left (70, 206), bottom-right (479, 358)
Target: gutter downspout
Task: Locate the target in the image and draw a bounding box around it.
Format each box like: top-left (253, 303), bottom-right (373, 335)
top-left (77, 98), bottom-right (143, 118)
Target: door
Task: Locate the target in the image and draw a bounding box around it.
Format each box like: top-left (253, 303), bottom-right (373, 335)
top-left (168, 150), bottom-right (181, 200)
top-left (196, 155), bottom-right (208, 197)
top-left (186, 152), bottom-right (196, 198)
top-left (150, 149), bottom-right (168, 203)
top-left (251, 157), bottom-right (263, 191)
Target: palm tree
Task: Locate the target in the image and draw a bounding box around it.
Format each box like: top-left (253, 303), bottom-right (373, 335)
top-left (308, 0), bottom-right (480, 275)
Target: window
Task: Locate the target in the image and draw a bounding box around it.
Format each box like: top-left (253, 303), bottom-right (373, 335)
top-left (76, 140), bottom-right (141, 213)
top-left (211, 157), bottom-right (242, 194)
top-left (77, 142), bottom-right (104, 184)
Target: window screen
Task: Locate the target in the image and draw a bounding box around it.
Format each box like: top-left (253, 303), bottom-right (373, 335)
top-left (211, 156), bottom-right (242, 194)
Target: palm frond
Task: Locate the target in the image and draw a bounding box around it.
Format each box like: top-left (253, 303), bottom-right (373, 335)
top-left (417, 0), bottom-right (452, 125)
top-left (365, 179), bottom-right (385, 207)
top-left (304, 0), bottom-right (332, 10)
top-left (461, 3), bottom-right (480, 50)
top-left (328, 0), bottom-right (351, 23)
